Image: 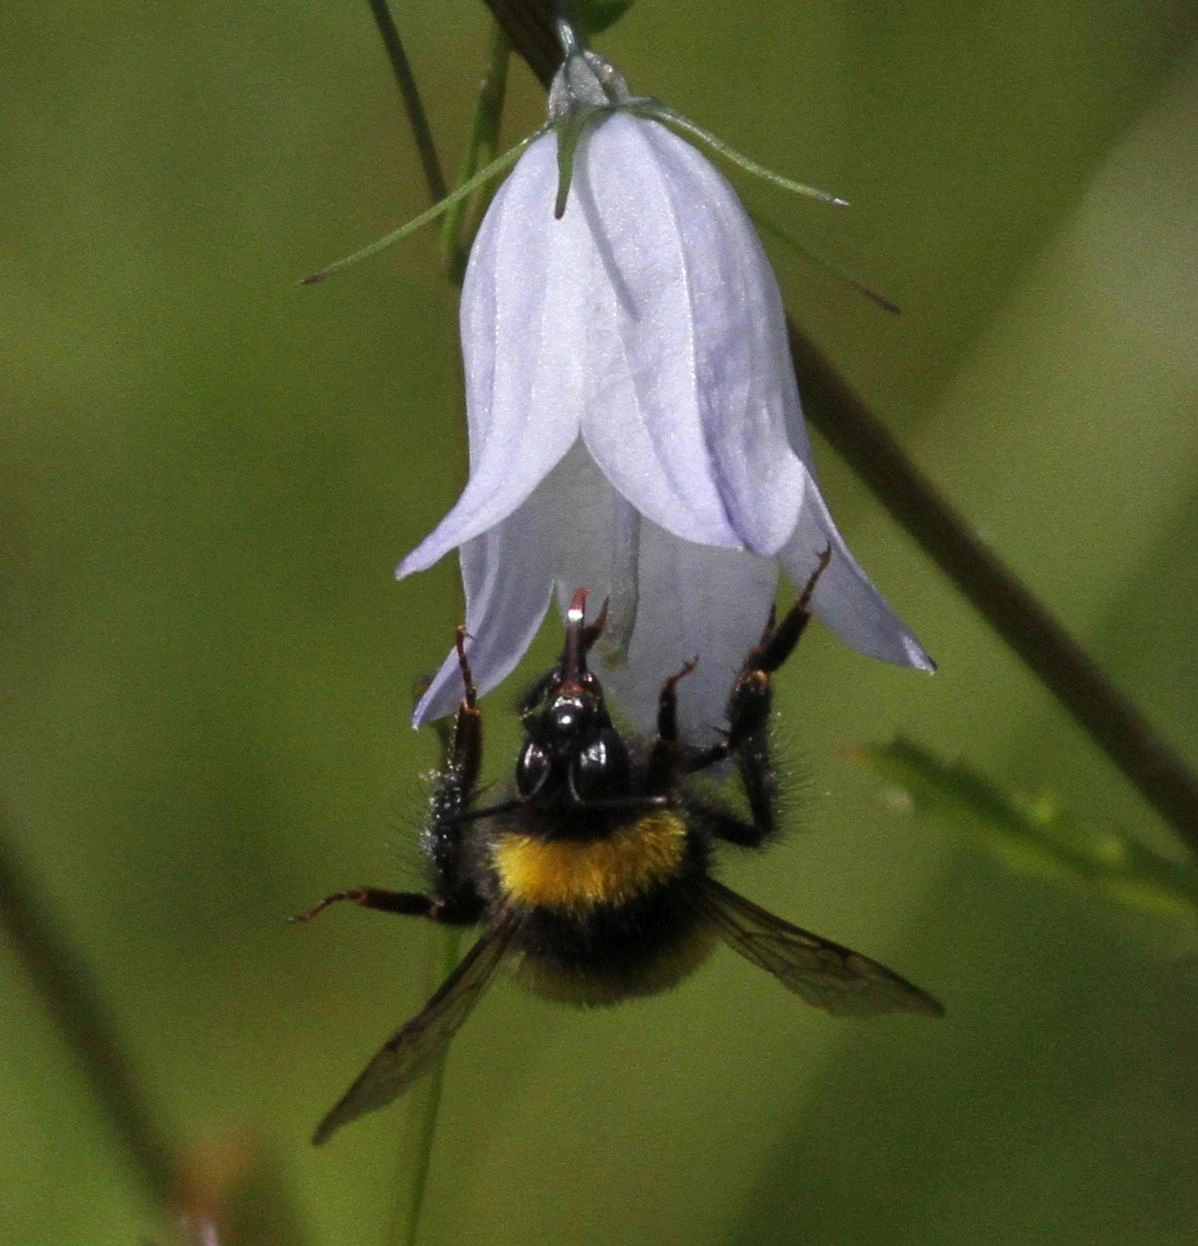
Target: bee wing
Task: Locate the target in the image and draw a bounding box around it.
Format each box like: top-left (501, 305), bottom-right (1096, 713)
top-left (313, 916), bottom-right (516, 1145)
top-left (690, 876), bottom-right (943, 1019)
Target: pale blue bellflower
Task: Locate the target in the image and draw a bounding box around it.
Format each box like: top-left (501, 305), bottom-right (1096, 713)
top-left (401, 46), bottom-right (933, 742)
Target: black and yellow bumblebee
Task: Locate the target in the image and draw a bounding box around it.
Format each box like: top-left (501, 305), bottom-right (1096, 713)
top-left (297, 551), bottom-right (942, 1144)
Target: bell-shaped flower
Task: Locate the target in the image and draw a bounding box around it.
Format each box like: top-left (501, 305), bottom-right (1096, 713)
top-left (400, 49), bottom-right (933, 742)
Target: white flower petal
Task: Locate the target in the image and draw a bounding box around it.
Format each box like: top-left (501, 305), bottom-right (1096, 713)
top-left (781, 473), bottom-right (935, 672)
top-left (460, 131), bottom-right (592, 470)
top-left (409, 91), bottom-right (933, 732)
top-left (412, 520), bottom-right (554, 729)
top-left (574, 115), bottom-right (806, 556)
top-left (412, 441), bottom-right (615, 726)
top-left (396, 430), bottom-right (568, 578)
top-left (415, 446), bottom-right (782, 742)
top-left (398, 134), bottom-right (590, 580)
top-left (562, 118), bottom-right (741, 548)
top-left (574, 522), bottom-right (781, 744)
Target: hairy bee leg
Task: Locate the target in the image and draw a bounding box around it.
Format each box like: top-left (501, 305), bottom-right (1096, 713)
top-left (454, 625), bottom-right (477, 701)
top-left (657, 658), bottom-right (699, 742)
top-left (426, 625), bottom-right (483, 819)
top-left (290, 888), bottom-right (473, 924)
top-left (647, 657), bottom-right (698, 791)
top-left (417, 626), bottom-right (490, 919)
top-left (687, 546), bottom-right (832, 773)
top-left (743, 545), bottom-right (832, 683)
top-left (293, 627), bottom-right (489, 934)
top-left (687, 799), bottom-right (768, 848)
top-left (685, 548), bottom-right (832, 838)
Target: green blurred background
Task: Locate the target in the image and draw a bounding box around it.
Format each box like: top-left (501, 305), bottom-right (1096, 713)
top-left (3, 1), bottom-right (1197, 1242)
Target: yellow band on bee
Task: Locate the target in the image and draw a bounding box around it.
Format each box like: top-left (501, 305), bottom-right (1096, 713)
top-left (494, 811), bottom-right (688, 912)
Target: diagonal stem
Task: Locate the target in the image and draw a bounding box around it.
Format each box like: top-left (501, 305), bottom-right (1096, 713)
top-left (481, 0), bottom-right (563, 85)
top-left (367, 0), bottom-right (448, 204)
top-left (0, 808), bottom-right (177, 1206)
top-left (480, 0), bottom-right (1198, 848)
top-left (390, 927), bottom-right (463, 1246)
top-left (439, 20), bottom-right (512, 284)
top-left (785, 325), bottom-right (1198, 846)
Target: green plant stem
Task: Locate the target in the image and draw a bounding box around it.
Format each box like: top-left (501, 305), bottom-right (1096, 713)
top-left (367, 10), bottom-right (497, 1242)
top-left (479, 0), bottom-right (1198, 849)
top-left (440, 21), bottom-right (511, 283)
top-left (856, 738), bottom-right (1198, 924)
top-left (393, 928), bottom-right (463, 1246)
top-left (367, 0), bottom-right (448, 205)
top-left (481, 0), bottom-right (563, 82)
top-left (785, 325), bottom-right (1198, 850)
top-left (0, 808), bottom-right (176, 1206)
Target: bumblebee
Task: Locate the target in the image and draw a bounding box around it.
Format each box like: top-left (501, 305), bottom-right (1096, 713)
top-left (297, 550), bottom-right (942, 1144)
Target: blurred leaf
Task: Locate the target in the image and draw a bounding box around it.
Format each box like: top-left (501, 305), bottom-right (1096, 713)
top-left (853, 738), bottom-right (1198, 925)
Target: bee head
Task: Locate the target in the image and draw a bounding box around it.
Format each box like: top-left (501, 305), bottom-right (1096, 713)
top-left (516, 589), bottom-right (630, 809)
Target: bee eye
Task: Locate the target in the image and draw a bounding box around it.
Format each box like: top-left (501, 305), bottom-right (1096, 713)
top-left (516, 741), bottom-right (551, 797)
top-left (571, 729), bottom-right (630, 801)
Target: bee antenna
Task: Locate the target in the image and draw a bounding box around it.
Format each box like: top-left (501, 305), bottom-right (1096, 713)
top-left (582, 596), bottom-right (609, 652)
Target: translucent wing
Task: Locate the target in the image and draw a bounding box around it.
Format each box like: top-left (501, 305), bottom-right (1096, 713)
top-left (313, 917), bottom-right (516, 1145)
top-left (689, 876), bottom-right (943, 1018)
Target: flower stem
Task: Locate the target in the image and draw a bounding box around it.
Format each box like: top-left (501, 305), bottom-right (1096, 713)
top-left (390, 927), bottom-right (463, 1246)
top-left (551, 3), bottom-right (585, 58)
top-left (751, 210), bottom-right (901, 314)
top-left (374, 12), bottom-right (508, 1238)
top-left (784, 322), bottom-right (1198, 848)
top-left (366, 0), bottom-right (448, 205)
top-left (440, 20), bottom-right (511, 284)
top-left (480, 0), bottom-right (1198, 850)
top-left (0, 806), bottom-right (177, 1207)
top-left (480, 0), bottom-right (563, 83)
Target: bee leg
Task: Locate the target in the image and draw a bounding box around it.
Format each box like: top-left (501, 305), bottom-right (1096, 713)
top-left (687, 800), bottom-right (770, 848)
top-left (689, 546), bottom-right (832, 767)
top-left (290, 889), bottom-right (476, 925)
top-left (422, 626), bottom-right (489, 918)
top-left (414, 624), bottom-right (484, 824)
top-left (437, 625), bottom-right (482, 795)
top-left (741, 544), bottom-right (831, 684)
top-left (686, 548), bottom-right (832, 842)
top-left (682, 698), bottom-right (777, 846)
top-left (647, 657), bottom-right (698, 791)
top-left (294, 627), bottom-right (489, 930)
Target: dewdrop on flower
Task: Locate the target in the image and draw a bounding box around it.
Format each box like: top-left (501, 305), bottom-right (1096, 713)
top-left (397, 42), bottom-right (933, 742)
